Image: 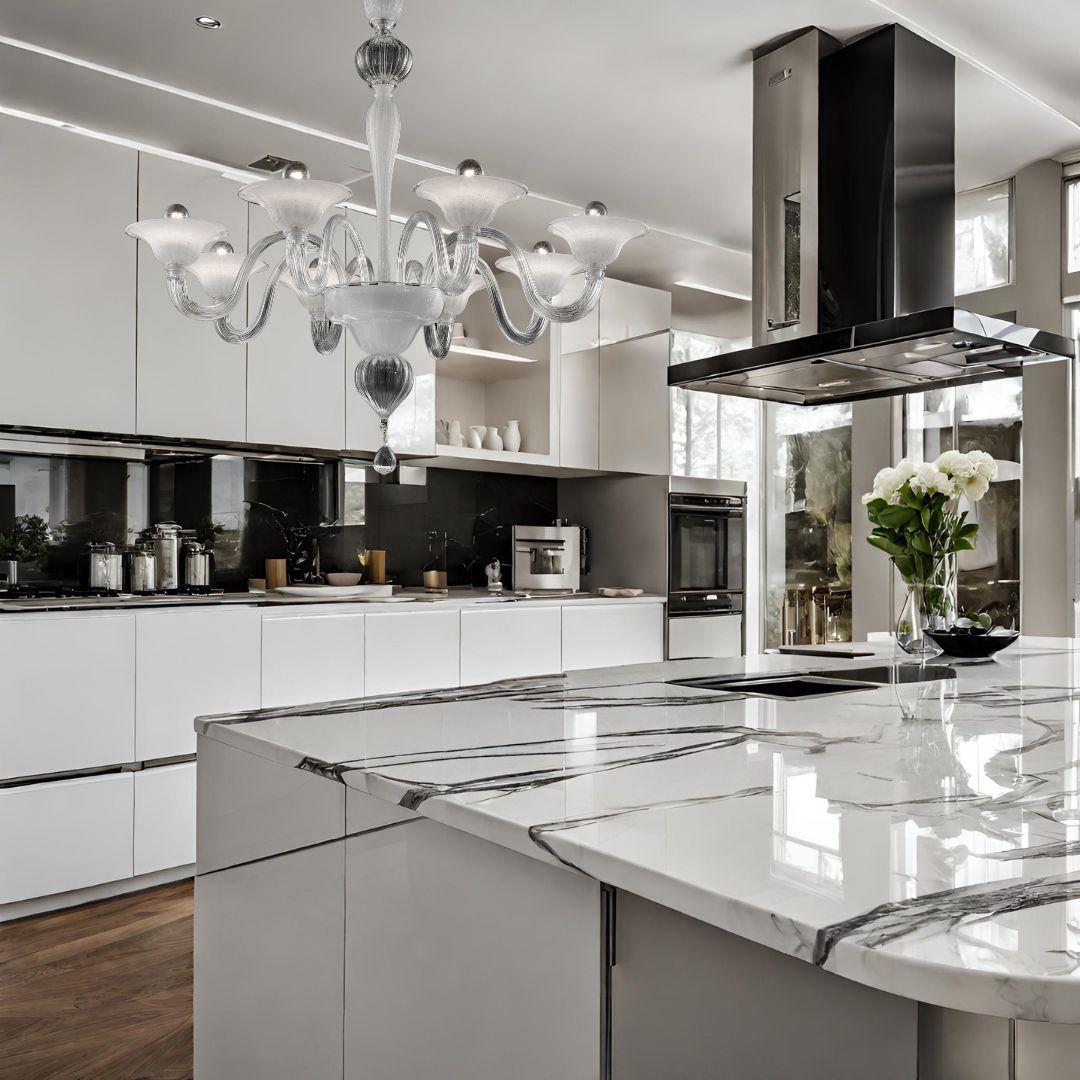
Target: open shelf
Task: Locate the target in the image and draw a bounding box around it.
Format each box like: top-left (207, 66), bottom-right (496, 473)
top-left (437, 345), bottom-right (539, 382)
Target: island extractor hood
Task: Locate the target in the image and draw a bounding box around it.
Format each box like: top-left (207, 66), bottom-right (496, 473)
top-left (668, 25), bottom-right (1075, 405)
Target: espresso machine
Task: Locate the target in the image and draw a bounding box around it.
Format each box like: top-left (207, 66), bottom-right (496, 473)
top-left (512, 524), bottom-right (582, 593)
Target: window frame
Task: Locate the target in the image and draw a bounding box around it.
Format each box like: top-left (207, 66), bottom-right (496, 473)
top-left (954, 177), bottom-right (1014, 298)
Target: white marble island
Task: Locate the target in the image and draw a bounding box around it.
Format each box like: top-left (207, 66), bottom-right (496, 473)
top-left (194, 640), bottom-right (1080, 1079)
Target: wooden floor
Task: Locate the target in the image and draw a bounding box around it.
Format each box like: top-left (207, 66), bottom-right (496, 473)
top-left (0, 882), bottom-right (193, 1080)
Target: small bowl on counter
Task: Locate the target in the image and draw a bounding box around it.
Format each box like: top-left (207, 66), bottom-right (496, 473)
top-left (326, 572), bottom-right (362, 587)
top-left (925, 627), bottom-right (1019, 659)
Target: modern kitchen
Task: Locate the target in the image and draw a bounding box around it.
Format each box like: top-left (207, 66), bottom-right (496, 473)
top-left (2, 2), bottom-right (1080, 1078)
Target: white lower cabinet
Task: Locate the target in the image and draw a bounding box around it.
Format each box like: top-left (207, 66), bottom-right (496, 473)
top-left (135, 607), bottom-right (262, 760)
top-left (562, 602), bottom-right (665, 671)
top-left (459, 605), bottom-right (562, 685)
top-left (667, 613), bottom-right (743, 659)
top-left (134, 761), bottom-right (196, 877)
top-left (261, 608), bottom-right (365, 708)
top-left (364, 609), bottom-right (460, 697)
top-left (0, 772), bottom-right (134, 905)
top-left (0, 613), bottom-right (135, 781)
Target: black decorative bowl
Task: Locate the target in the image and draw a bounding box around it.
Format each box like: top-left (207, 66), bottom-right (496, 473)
top-left (925, 629), bottom-right (1019, 659)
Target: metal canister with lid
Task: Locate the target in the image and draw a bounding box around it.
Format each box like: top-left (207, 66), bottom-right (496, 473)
top-left (124, 541), bottom-right (157, 595)
top-left (143, 523), bottom-right (182, 592)
top-left (181, 540), bottom-right (213, 594)
top-left (86, 540), bottom-right (123, 592)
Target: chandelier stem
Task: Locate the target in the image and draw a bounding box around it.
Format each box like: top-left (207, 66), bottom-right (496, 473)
top-left (367, 83), bottom-right (400, 280)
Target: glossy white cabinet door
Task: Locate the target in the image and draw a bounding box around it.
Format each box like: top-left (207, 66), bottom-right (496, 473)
top-left (261, 608), bottom-right (365, 708)
top-left (0, 772), bottom-right (134, 904)
top-left (598, 277), bottom-right (672, 344)
top-left (135, 608), bottom-right (261, 760)
top-left (136, 153), bottom-right (249, 442)
top-left (459, 605), bottom-right (562, 685)
top-left (0, 115), bottom-right (137, 434)
top-left (195, 841), bottom-right (345, 1080)
top-left (364, 609), bottom-right (459, 697)
top-left (134, 761), bottom-right (196, 876)
top-left (562, 602), bottom-right (665, 671)
top-left (245, 203), bottom-right (347, 450)
top-left (667, 613), bottom-right (743, 659)
top-left (557, 337), bottom-right (600, 470)
top-left (0, 613), bottom-right (135, 781)
top-left (599, 331), bottom-right (671, 475)
top-left (344, 209), bottom-right (436, 457)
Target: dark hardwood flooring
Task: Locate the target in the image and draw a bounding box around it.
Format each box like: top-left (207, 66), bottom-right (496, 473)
top-left (0, 882), bottom-right (193, 1080)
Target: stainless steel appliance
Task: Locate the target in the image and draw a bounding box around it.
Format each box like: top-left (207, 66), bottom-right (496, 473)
top-left (512, 525), bottom-right (581, 593)
top-left (85, 541), bottom-right (123, 592)
top-left (124, 542), bottom-right (157, 595)
top-left (182, 540), bottom-right (213, 594)
top-left (143, 522), bottom-right (182, 592)
top-left (667, 479), bottom-right (746, 659)
top-left (669, 25), bottom-right (1074, 406)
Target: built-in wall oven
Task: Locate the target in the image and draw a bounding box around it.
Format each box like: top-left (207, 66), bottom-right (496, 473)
top-left (668, 479), bottom-right (747, 659)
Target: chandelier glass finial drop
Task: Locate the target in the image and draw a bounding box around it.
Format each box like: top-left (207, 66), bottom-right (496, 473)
top-left (123, 0), bottom-right (647, 473)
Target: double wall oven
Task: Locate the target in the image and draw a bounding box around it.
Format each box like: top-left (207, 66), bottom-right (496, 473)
top-left (668, 478), bottom-right (746, 659)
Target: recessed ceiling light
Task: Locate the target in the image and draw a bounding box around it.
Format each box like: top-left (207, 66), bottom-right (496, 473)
top-left (673, 280), bottom-right (752, 302)
top-left (195, 16), bottom-right (222, 29)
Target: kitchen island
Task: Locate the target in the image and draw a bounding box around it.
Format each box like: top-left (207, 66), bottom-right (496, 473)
top-left (194, 639), bottom-right (1080, 1079)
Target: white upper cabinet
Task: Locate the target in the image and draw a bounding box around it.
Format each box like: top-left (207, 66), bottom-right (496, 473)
top-left (345, 209), bottom-right (436, 457)
top-left (0, 115), bottom-right (137, 435)
top-left (136, 154), bottom-right (249, 443)
top-left (599, 331), bottom-right (671, 475)
top-left (245, 203), bottom-right (347, 451)
top-left (598, 277), bottom-right (672, 344)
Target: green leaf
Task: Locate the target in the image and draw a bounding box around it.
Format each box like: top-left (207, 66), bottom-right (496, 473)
top-left (877, 506), bottom-right (916, 529)
top-left (911, 533), bottom-right (931, 554)
top-left (956, 522), bottom-right (979, 539)
top-left (867, 535), bottom-right (909, 560)
top-left (920, 507), bottom-right (931, 531)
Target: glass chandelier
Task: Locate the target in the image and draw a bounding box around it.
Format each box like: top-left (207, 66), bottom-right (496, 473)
top-left (126, 0), bottom-right (647, 473)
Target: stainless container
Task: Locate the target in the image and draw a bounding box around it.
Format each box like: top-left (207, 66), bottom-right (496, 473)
top-left (124, 543), bottom-right (157, 595)
top-left (182, 540), bottom-right (213, 594)
top-left (144, 523), bottom-right (182, 592)
top-left (86, 541), bottom-right (123, 592)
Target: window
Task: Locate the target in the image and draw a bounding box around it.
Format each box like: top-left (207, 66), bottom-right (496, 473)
top-left (955, 179), bottom-right (1011, 295)
top-left (1067, 178), bottom-right (1080, 274)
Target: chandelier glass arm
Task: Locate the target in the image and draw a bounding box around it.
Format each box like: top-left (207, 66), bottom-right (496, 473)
top-left (214, 261), bottom-right (285, 343)
top-left (398, 210), bottom-right (478, 295)
top-left (478, 227), bottom-right (605, 323)
top-left (475, 257), bottom-right (547, 346)
top-left (284, 215), bottom-right (375, 295)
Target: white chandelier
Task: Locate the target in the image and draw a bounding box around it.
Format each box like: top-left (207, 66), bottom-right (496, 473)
top-left (126, 0), bottom-right (647, 473)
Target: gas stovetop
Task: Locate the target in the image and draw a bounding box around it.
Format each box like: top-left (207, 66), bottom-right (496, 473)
top-left (0, 582), bottom-right (121, 600)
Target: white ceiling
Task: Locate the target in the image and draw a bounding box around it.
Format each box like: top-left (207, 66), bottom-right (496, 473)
top-left (1, 0), bottom-right (1078, 299)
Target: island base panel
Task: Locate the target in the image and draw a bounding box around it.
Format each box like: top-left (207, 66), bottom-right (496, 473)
top-left (344, 817), bottom-right (603, 1080)
top-left (920, 1006), bottom-right (1080, 1079)
top-left (611, 891), bottom-right (918, 1080)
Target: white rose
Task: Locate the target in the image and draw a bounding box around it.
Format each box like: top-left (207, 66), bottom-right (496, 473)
top-left (894, 459), bottom-right (917, 483)
top-left (863, 466), bottom-right (901, 505)
top-left (909, 462), bottom-right (956, 498)
top-left (966, 449), bottom-right (998, 483)
top-left (935, 450), bottom-right (975, 479)
top-left (956, 473), bottom-right (990, 501)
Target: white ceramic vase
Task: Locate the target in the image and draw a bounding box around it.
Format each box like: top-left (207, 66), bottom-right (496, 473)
top-left (449, 420), bottom-right (465, 447)
top-left (502, 419), bottom-right (522, 453)
top-left (483, 426), bottom-right (503, 452)
top-left (467, 425), bottom-right (485, 449)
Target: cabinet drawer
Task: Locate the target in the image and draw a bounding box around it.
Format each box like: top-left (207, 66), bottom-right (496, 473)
top-left (0, 613), bottom-right (135, 781)
top-left (364, 609), bottom-right (459, 697)
top-left (0, 772), bottom-right (133, 904)
top-left (136, 608), bottom-right (261, 760)
top-left (262, 610), bottom-right (365, 708)
top-left (134, 761), bottom-right (196, 876)
top-left (460, 606), bottom-right (562, 686)
top-left (562, 603), bottom-right (665, 672)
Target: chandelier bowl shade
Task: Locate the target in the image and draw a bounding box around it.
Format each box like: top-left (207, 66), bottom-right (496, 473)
top-left (125, 218), bottom-right (228, 268)
top-left (547, 214), bottom-right (649, 268)
top-left (495, 251), bottom-right (582, 300)
top-left (324, 281), bottom-right (442, 353)
top-left (189, 251), bottom-right (267, 300)
top-left (414, 175), bottom-right (527, 229)
top-left (440, 272), bottom-right (487, 319)
top-left (238, 178), bottom-right (353, 232)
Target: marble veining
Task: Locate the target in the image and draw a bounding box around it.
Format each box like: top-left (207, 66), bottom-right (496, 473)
top-left (198, 640), bottom-right (1080, 1021)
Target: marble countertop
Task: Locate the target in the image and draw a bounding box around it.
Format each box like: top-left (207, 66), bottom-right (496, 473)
top-left (0, 588), bottom-right (664, 614)
top-left (197, 638), bottom-right (1080, 1022)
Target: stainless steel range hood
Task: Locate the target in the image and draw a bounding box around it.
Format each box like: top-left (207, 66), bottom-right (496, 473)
top-left (669, 25), bottom-right (1075, 404)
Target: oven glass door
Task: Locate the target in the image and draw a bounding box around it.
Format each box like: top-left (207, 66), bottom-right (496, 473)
top-left (670, 509), bottom-right (743, 594)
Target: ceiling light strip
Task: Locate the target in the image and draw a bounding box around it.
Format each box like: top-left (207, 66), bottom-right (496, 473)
top-left (673, 279), bottom-right (751, 301)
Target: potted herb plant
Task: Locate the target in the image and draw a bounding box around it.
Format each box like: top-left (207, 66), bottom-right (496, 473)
top-left (0, 514), bottom-right (50, 587)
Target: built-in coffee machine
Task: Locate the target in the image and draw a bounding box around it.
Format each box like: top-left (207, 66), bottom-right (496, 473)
top-left (511, 524), bottom-right (582, 593)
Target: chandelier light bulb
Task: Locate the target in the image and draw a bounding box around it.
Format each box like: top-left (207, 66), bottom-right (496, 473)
top-left (124, 0), bottom-right (646, 474)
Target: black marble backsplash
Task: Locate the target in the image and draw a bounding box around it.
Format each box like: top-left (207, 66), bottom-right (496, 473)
top-left (0, 449), bottom-right (556, 590)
